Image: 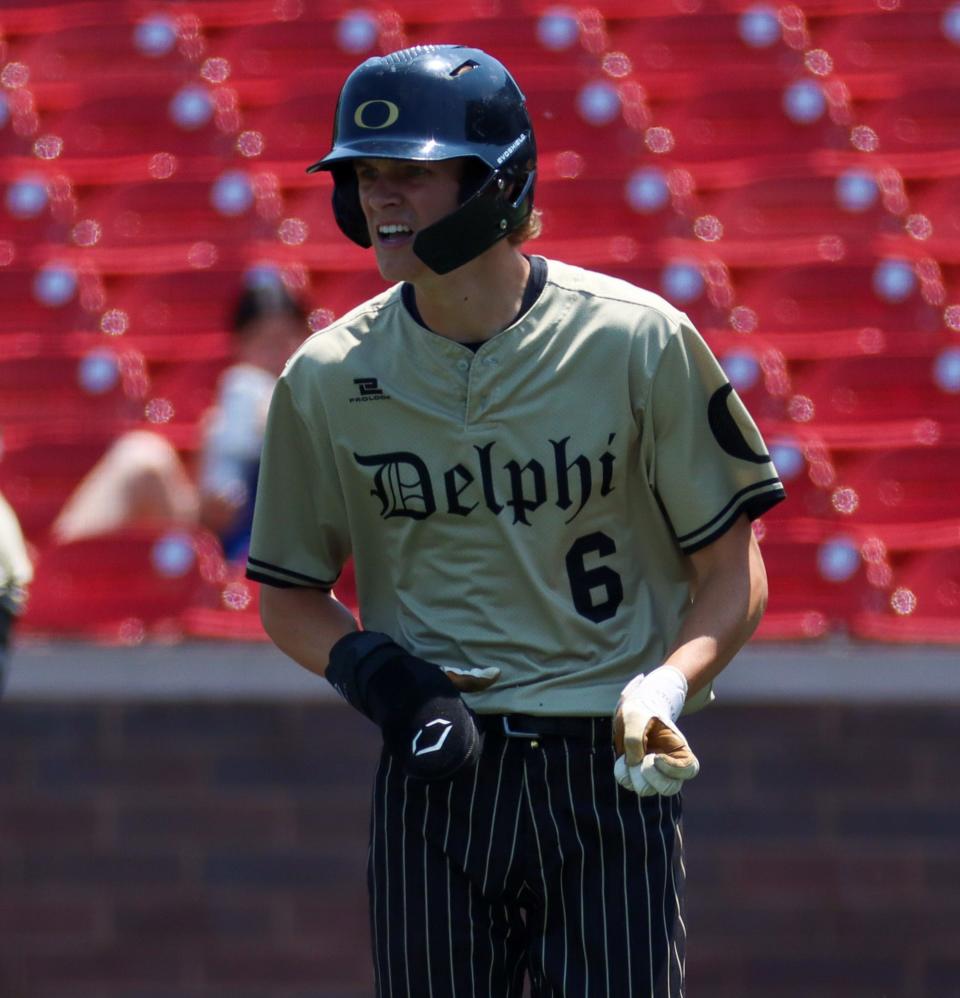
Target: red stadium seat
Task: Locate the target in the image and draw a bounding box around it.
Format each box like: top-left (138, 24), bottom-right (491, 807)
top-left (0, 427), bottom-right (134, 539)
top-left (2, 5), bottom-right (959, 642)
top-left (692, 172), bottom-right (890, 245)
top-left (0, 348), bottom-right (134, 428)
top-left (403, 14), bottom-right (584, 71)
top-left (102, 268), bottom-right (249, 326)
top-left (536, 175), bottom-right (684, 244)
top-left (217, 17), bottom-right (382, 79)
top-left (17, 24), bottom-right (186, 87)
top-left (141, 358), bottom-right (224, 429)
top-left (775, 353), bottom-right (960, 433)
top-left (649, 80), bottom-right (849, 162)
top-left (908, 176), bottom-right (960, 258)
top-left (21, 526), bottom-right (225, 641)
top-left (823, 441), bottom-right (960, 532)
top-left (75, 177), bottom-right (264, 249)
top-left (32, 83), bottom-right (222, 159)
top-left (603, 11), bottom-right (787, 93)
top-left (754, 527), bottom-right (875, 640)
top-left (856, 83), bottom-right (960, 156)
top-left (818, 10), bottom-right (960, 81)
top-left (0, 268), bottom-right (89, 337)
top-left (851, 544), bottom-right (960, 643)
top-left (734, 261), bottom-right (941, 334)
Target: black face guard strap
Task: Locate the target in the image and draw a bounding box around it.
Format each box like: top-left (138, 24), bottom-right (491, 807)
top-left (413, 168), bottom-right (536, 275)
top-left (328, 162), bottom-right (535, 273)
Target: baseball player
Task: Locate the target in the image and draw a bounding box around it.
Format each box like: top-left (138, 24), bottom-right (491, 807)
top-left (0, 490), bottom-right (33, 694)
top-left (247, 45), bottom-right (785, 997)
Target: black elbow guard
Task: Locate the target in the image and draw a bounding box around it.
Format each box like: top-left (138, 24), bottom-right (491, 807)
top-left (326, 631), bottom-right (480, 781)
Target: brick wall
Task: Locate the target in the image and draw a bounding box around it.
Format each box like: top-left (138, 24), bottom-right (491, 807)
top-left (1, 700), bottom-right (957, 998)
top-left (681, 705), bottom-right (960, 998)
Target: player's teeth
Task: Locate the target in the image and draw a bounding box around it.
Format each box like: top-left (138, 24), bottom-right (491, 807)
top-left (379, 225), bottom-right (412, 236)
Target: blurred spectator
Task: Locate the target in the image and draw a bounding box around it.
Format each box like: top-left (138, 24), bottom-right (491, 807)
top-left (0, 490), bottom-right (34, 693)
top-left (51, 281), bottom-right (309, 562)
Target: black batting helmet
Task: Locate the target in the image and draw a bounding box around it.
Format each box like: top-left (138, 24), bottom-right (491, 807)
top-left (307, 45), bottom-right (537, 274)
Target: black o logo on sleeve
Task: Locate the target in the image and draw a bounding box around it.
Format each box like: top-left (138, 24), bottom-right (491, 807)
top-left (708, 384), bottom-right (770, 464)
top-left (354, 100), bottom-right (400, 130)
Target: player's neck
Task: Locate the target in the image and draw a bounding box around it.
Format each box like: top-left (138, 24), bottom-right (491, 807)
top-left (410, 244), bottom-right (531, 343)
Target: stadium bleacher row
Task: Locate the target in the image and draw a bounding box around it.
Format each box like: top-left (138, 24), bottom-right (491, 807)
top-left (1, 1), bottom-right (959, 644)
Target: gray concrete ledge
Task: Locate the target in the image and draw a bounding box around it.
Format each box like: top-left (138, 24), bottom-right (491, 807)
top-left (3, 636), bottom-right (958, 703)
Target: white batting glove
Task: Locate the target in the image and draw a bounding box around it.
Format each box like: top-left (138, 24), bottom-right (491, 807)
top-left (613, 666), bottom-right (700, 796)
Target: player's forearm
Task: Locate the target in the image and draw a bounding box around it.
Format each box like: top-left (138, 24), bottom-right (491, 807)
top-left (263, 590), bottom-right (484, 782)
top-left (663, 516), bottom-right (768, 698)
top-left (259, 584), bottom-right (358, 677)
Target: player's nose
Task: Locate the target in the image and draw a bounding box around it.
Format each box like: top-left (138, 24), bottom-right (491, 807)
top-left (364, 177), bottom-right (403, 210)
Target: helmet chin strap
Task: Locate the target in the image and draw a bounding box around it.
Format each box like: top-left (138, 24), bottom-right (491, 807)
top-left (413, 170), bottom-right (536, 275)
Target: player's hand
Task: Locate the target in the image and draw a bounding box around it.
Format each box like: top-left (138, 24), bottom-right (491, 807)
top-left (443, 666), bottom-right (500, 692)
top-left (325, 632), bottom-right (481, 782)
top-left (613, 666), bottom-right (700, 796)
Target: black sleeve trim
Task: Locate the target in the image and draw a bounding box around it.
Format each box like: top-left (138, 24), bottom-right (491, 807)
top-left (245, 556), bottom-right (336, 589)
top-left (676, 479), bottom-right (783, 545)
top-left (742, 486), bottom-right (787, 521)
top-left (680, 485), bottom-right (787, 554)
top-left (245, 568), bottom-right (332, 590)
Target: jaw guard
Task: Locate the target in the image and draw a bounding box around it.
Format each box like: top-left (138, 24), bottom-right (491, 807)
top-left (413, 165), bottom-right (536, 275)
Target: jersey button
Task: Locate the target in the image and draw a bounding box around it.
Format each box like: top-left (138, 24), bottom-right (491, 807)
top-left (456, 359), bottom-right (469, 371)
top-left (530, 739), bottom-right (540, 749)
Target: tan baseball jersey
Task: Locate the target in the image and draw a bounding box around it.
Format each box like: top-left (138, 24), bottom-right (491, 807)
top-left (246, 257), bottom-right (785, 715)
top-left (0, 490), bottom-right (33, 603)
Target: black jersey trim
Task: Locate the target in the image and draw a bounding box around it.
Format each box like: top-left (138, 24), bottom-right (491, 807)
top-left (245, 556), bottom-right (334, 588)
top-left (246, 569), bottom-right (296, 588)
top-left (682, 488), bottom-right (786, 554)
top-left (245, 567), bottom-right (333, 591)
top-left (679, 483), bottom-right (787, 554)
top-left (400, 254), bottom-right (547, 339)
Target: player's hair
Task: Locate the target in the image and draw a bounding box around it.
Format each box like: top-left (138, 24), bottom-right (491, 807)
top-left (230, 282), bottom-right (308, 336)
top-left (509, 207), bottom-right (542, 245)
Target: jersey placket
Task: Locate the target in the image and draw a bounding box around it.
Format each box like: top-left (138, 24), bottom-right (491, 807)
top-left (463, 349), bottom-right (502, 429)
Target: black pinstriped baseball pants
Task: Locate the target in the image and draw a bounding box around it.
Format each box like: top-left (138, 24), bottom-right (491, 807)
top-left (368, 717), bottom-right (686, 998)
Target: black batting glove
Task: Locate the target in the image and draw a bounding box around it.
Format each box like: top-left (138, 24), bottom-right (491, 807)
top-left (325, 631), bottom-right (480, 781)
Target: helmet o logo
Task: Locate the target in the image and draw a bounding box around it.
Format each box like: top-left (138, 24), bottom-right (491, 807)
top-left (354, 100), bottom-right (400, 130)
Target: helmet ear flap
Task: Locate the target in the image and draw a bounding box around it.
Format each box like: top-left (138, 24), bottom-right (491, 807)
top-left (413, 164), bottom-right (536, 274)
top-left (331, 165), bottom-right (371, 248)
top-left (459, 158), bottom-right (491, 202)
